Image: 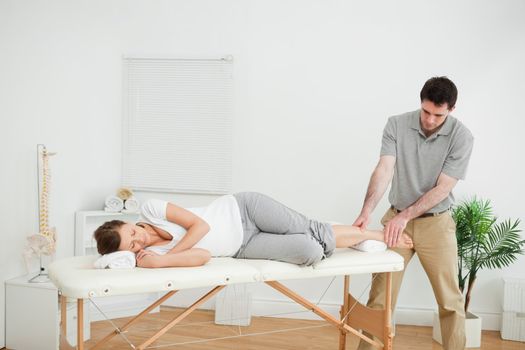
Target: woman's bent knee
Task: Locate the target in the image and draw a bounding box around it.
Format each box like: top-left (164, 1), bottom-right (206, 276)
top-left (298, 244), bottom-right (324, 266)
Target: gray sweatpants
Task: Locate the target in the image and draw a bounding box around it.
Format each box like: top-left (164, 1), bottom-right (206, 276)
top-left (233, 192), bottom-right (335, 266)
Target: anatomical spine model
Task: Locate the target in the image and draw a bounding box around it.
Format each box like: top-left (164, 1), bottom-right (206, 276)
top-left (24, 145), bottom-right (57, 271)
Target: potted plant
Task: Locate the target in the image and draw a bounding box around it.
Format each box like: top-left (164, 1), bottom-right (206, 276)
top-left (433, 198), bottom-right (524, 347)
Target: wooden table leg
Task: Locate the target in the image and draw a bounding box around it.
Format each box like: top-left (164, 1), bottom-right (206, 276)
top-left (383, 272), bottom-right (393, 350)
top-left (77, 299), bottom-right (84, 350)
top-left (339, 275), bottom-right (350, 350)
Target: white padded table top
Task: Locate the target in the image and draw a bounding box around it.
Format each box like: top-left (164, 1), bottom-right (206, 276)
top-left (49, 248), bottom-right (403, 299)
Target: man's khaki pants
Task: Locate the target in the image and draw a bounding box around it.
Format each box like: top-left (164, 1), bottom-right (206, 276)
top-left (357, 208), bottom-right (466, 350)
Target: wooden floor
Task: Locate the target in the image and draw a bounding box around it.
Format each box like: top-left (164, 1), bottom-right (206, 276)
top-left (78, 306), bottom-right (525, 350)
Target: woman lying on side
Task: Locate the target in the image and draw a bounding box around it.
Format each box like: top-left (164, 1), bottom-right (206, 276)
top-left (94, 192), bottom-right (413, 268)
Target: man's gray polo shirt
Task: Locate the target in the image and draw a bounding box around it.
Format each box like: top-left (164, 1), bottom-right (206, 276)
top-left (381, 109), bottom-right (474, 213)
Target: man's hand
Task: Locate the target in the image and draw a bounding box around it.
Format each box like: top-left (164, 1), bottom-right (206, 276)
top-left (352, 213), bottom-right (370, 231)
top-left (384, 214), bottom-right (409, 247)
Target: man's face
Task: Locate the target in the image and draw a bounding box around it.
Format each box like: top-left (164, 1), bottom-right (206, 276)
top-left (420, 99), bottom-right (454, 136)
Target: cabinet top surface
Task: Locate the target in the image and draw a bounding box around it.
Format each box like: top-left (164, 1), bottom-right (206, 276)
top-left (5, 275), bottom-right (57, 290)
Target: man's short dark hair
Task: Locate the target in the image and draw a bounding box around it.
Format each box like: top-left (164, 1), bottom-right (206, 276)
top-left (420, 76), bottom-right (458, 109)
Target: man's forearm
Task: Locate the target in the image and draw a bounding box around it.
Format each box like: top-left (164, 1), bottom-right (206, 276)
top-left (399, 174), bottom-right (457, 221)
top-left (361, 164), bottom-right (392, 215)
top-left (401, 187), bottom-right (448, 220)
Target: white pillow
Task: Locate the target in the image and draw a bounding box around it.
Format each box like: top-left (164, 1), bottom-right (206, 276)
top-left (352, 239), bottom-right (387, 252)
top-left (94, 251), bottom-right (136, 269)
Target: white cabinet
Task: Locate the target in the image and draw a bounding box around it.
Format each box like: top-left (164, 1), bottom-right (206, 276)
top-left (501, 277), bottom-right (525, 342)
top-left (5, 276), bottom-right (89, 350)
top-left (75, 210), bottom-right (140, 256)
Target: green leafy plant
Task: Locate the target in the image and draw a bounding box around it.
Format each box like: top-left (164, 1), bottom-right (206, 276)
top-left (453, 198), bottom-right (525, 312)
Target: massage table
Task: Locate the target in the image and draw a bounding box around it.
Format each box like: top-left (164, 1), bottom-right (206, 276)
top-left (49, 248), bottom-right (403, 350)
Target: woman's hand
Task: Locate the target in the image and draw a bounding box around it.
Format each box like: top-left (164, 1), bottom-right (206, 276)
top-left (136, 249), bottom-right (159, 268)
top-left (137, 249), bottom-right (158, 260)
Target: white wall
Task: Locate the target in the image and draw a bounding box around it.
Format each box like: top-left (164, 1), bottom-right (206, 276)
top-left (2, 0), bottom-right (525, 343)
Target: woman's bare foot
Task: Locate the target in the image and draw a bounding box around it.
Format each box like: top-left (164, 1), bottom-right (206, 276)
top-left (395, 233), bottom-right (414, 249)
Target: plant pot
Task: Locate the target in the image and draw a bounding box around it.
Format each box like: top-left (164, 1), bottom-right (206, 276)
top-left (432, 311), bottom-right (481, 348)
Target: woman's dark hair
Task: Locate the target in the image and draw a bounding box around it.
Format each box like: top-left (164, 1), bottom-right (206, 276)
top-left (420, 76), bottom-right (458, 109)
top-left (94, 220), bottom-right (125, 255)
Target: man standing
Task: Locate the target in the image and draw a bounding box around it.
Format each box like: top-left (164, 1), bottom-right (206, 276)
top-left (354, 77), bottom-right (473, 350)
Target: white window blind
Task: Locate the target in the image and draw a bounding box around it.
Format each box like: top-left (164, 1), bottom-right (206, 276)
top-left (122, 56), bottom-right (233, 194)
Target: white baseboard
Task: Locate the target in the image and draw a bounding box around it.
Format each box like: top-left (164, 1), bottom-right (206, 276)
top-left (94, 293), bottom-right (501, 332)
top-left (249, 298), bottom-right (502, 331)
top-left (395, 307), bottom-right (501, 331)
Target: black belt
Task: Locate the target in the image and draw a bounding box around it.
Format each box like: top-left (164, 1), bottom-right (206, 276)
top-left (390, 205), bottom-right (449, 218)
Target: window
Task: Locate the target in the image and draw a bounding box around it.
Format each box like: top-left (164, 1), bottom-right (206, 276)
top-left (122, 56), bottom-right (233, 194)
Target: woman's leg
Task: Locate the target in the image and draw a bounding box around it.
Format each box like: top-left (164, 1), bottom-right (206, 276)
top-left (237, 232), bottom-right (324, 266)
top-left (233, 192), bottom-right (336, 257)
top-left (332, 225), bottom-right (413, 249)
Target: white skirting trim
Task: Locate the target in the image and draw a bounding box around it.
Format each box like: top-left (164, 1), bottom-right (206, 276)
top-left (118, 293), bottom-right (502, 332)
top-left (395, 307), bottom-right (501, 331)
top-left (249, 298), bottom-right (502, 331)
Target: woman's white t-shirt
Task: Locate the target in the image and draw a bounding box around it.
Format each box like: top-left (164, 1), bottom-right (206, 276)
top-left (139, 195), bottom-right (243, 257)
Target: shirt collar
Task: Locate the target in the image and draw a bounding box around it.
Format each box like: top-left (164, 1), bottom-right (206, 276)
top-left (410, 109), bottom-right (454, 137)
